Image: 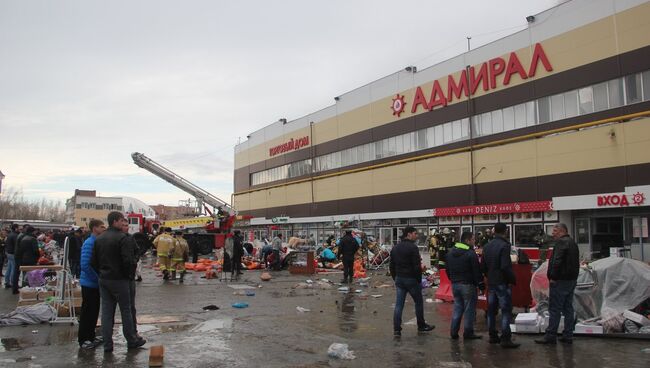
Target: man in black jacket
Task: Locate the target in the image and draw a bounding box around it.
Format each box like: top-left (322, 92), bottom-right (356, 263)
top-left (4, 224), bottom-right (20, 289)
top-left (91, 211), bottom-right (146, 353)
top-left (390, 226), bottom-right (434, 337)
top-left (481, 223), bottom-right (520, 348)
top-left (67, 229), bottom-right (83, 278)
top-left (447, 231), bottom-right (484, 340)
top-left (13, 226), bottom-right (39, 294)
top-left (536, 223), bottom-right (580, 345)
top-left (231, 230), bottom-right (244, 278)
top-left (338, 230), bottom-right (359, 284)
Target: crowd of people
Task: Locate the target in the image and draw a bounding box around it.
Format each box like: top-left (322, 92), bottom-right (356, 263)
top-left (390, 223), bottom-right (580, 348)
top-left (1, 212), bottom-right (148, 352)
top-left (1, 217), bottom-right (581, 355)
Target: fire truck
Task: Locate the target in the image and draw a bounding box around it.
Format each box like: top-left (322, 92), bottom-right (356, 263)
top-left (131, 152), bottom-right (250, 254)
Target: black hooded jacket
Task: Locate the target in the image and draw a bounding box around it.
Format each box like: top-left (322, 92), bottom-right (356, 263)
top-left (446, 242), bottom-right (482, 286)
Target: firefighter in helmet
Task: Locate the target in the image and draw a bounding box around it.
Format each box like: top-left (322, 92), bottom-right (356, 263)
top-left (153, 227), bottom-right (175, 280)
top-left (171, 231), bottom-right (190, 282)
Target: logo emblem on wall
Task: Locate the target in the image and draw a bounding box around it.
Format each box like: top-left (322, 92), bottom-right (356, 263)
top-left (391, 94), bottom-right (406, 117)
top-left (633, 192), bottom-right (646, 205)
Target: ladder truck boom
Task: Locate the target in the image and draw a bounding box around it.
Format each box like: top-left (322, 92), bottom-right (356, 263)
top-left (131, 152), bottom-right (235, 214)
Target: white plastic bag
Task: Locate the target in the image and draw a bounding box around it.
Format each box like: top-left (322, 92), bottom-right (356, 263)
top-left (327, 343), bottom-right (356, 360)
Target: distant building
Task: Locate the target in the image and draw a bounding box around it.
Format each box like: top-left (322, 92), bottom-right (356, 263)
top-left (65, 189), bottom-right (155, 227)
top-left (149, 204), bottom-right (198, 221)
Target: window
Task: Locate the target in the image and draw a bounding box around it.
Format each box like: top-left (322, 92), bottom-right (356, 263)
top-left (472, 115), bottom-right (482, 136)
top-left (76, 204), bottom-right (82, 209)
top-left (403, 132), bottom-right (414, 153)
top-left (443, 122), bottom-right (453, 143)
top-left (588, 83), bottom-right (606, 113)
top-left (525, 101), bottom-right (536, 126)
top-left (608, 78), bottom-right (624, 108)
top-left (537, 96), bottom-right (551, 124)
top-left (578, 86), bottom-right (594, 114)
top-left (514, 224), bottom-right (543, 247)
top-left (642, 70), bottom-right (650, 101)
top-left (374, 141), bottom-right (384, 159)
top-left (502, 106), bottom-right (515, 131)
top-left (452, 120), bottom-right (462, 141)
top-left (416, 129), bottom-right (428, 150)
top-left (460, 118), bottom-right (470, 139)
top-left (625, 73), bottom-right (642, 104)
top-left (491, 110), bottom-right (504, 134)
top-left (434, 125), bottom-right (443, 146)
top-left (480, 112), bottom-right (492, 136)
top-left (551, 93), bottom-right (565, 121)
top-left (564, 90), bottom-right (579, 118)
top-left (514, 103), bottom-right (527, 129)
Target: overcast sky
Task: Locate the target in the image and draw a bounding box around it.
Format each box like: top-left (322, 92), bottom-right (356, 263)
top-left (0, 0), bottom-right (559, 209)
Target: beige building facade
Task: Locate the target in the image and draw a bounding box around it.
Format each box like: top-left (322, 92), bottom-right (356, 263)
top-left (233, 0), bottom-right (650, 260)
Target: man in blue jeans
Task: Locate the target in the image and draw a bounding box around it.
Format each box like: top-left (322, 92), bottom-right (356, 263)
top-left (446, 231), bottom-right (484, 340)
top-left (91, 212), bottom-right (146, 353)
top-left (4, 224), bottom-right (20, 288)
top-left (535, 223), bottom-right (579, 345)
top-left (390, 226), bottom-right (434, 337)
top-left (481, 223), bottom-right (520, 348)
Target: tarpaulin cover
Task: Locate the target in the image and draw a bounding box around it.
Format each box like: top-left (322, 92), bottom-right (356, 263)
top-left (531, 257), bottom-right (650, 321)
top-left (0, 303), bottom-right (56, 326)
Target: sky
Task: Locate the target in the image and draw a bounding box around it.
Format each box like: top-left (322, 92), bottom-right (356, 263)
top-left (0, 0), bottom-right (560, 209)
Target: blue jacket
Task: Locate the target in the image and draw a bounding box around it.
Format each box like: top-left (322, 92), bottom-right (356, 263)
top-left (80, 234), bottom-right (99, 288)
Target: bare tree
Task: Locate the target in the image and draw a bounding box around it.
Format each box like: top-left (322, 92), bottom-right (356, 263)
top-left (0, 187), bottom-right (65, 222)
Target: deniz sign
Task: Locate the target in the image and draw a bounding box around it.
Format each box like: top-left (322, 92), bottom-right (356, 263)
top-left (390, 43), bottom-right (553, 117)
top-left (269, 136), bottom-right (310, 157)
top-left (597, 192), bottom-right (645, 207)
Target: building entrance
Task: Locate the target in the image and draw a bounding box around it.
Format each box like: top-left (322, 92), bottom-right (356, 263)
top-left (592, 217), bottom-right (624, 258)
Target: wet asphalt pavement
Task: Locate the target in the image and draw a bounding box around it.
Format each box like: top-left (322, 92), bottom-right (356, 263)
top-left (1, 255), bottom-right (649, 367)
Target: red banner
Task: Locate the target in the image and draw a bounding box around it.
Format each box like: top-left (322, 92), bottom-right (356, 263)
top-left (433, 200), bottom-right (553, 217)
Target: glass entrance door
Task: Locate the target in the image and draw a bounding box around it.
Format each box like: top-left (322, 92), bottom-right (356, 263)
top-left (379, 228), bottom-right (393, 247)
top-left (574, 218), bottom-right (591, 260)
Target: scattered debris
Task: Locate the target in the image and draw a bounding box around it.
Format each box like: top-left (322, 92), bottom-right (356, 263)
top-left (232, 302), bottom-right (249, 309)
top-left (202, 305), bottom-right (220, 311)
top-left (327, 343), bottom-right (356, 360)
top-left (260, 272), bottom-right (272, 281)
top-left (426, 298), bottom-right (434, 303)
top-left (371, 295), bottom-right (383, 298)
top-left (338, 287), bottom-right (349, 292)
top-left (296, 306), bottom-right (311, 313)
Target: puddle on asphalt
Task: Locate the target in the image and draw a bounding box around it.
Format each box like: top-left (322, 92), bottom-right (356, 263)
top-left (192, 318), bottom-right (233, 332)
top-left (0, 338), bottom-right (23, 352)
top-left (339, 292), bottom-right (358, 333)
top-left (159, 324), bottom-right (195, 333)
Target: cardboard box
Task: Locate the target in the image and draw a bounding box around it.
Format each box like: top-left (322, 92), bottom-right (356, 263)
top-left (623, 310), bottom-right (650, 326)
top-left (37, 291), bottom-right (55, 300)
top-left (17, 299), bottom-right (39, 307)
top-left (72, 287), bottom-right (82, 298)
top-left (19, 289), bottom-right (38, 301)
top-left (540, 315), bottom-right (565, 332)
top-left (515, 313), bottom-right (539, 325)
top-left (511, 323), bottom-right (540, 333)
top-left (574, 323), bottom-right (604, 334)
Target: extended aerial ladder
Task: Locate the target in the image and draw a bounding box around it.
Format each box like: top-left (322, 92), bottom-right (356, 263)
top-left (131, 152), bottom-right (235, 216)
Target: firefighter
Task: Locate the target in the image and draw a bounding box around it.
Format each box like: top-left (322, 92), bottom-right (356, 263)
top-left (428, 230), bottom-right (438, 268)
top-left (153, 227), bottom-right (175, 280)
top-left (171, 231), bottom-right (190, 282)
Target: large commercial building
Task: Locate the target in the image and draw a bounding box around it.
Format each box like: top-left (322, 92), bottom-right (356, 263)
top-left (233, 0), bottom-right (650, 261)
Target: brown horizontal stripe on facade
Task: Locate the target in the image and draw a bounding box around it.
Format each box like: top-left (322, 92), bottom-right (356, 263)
top-left (242, 101), bottom-right (650, 193)
top-left (239, 162), bottom-right (650, 219)
top-left (234, 44), bottom-right (650, 192)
